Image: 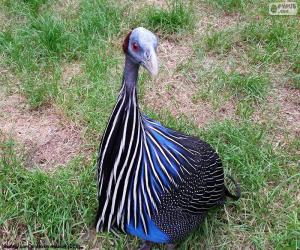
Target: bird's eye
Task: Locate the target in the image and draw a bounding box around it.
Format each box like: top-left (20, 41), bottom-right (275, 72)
top-left (132, 42), bottom-right (139, 51)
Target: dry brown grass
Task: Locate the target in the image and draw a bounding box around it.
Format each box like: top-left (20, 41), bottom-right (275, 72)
top-left (277, 86), bottom-right (300, 137)
top-left (142, 39), bottom-right (199, 120)
top-left (45, 0), bottom-right (80, 18)
top-left (61, 61), bottom-right (83, 85)
top-left (195, 3), bottom-right (244, 35)
top-left (0, 55), bottom-right (87, 171)
top-left (139, 0), bottom-right (251, 127)
top-left (250, 63), bottom-right (300, 148)
top-left (142, 37), bottom-right (237, 126)
top-left (268, 65), bottom-right (300, 138)
top-left (0, 93), bottom-right (86, 171)
top-left (257, 85), bottom-right (300, 144)
top-left (0, 9), bottom-right (8, 31)
top-left (142, 0), bottom-right (167, 8)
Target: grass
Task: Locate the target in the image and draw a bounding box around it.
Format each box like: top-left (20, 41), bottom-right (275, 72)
top-left (203, 0), bottom-right (249, 12)
top-left (22, 71), bottom-right (60, 108)
top-left (193, 69), bottom-right (269, 101)
top-left (0, 0), bottom-right (299, 249)
top-left (202, 15), bottom-right (300, 65)
top-left (193, 3), bottom-right (299, 119)
top-left (0, 0), bottom-right (127, 133)
top-left (204, 29), bottom-right (238, 54)
top-left (141, 0), bottom-right (195, 34)
top-left (3, 0), bottom-right (49, 16)
top-left (190, 66), bottom-right (269, 118)
top-left (0, 137), bottom-right (96, 245)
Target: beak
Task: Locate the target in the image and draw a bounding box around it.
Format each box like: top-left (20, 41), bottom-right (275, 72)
top-left (143, 48), bottom-right (159, 76)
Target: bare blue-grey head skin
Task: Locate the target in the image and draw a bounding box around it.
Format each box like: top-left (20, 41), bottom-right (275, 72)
top-left (124, 27), bottom-right (159, 76)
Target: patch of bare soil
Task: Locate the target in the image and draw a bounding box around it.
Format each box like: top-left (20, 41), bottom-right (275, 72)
top-left (196, 4), bottom-right (243, 35)
top-left (201, 46), bottom-right (251, 74)
top-left (0, 10), bottom-right (8, 30)
top-left (47, 0), bottom-right (80, 18)
top-left (61, 61), bottom-right (83, 85)
top-left (0, 7), bottom-right (27, 30)
top-left (143, 39), bottom-right (236, 127)
top-left (0, 221), bottom-right (28, 247)
top-left (268, 86), bottom-right (300, 138)
top-left (141, 0), bottom-right (167, 8)
top-left (252, 64), bottom-right (300, 143)
top-left (0, 93), bottom-right (86, 170)
top-left (252, 85), bottom-right (300, 151)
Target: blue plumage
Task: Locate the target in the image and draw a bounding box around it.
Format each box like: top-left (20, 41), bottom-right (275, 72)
top-left (126, 214), bottom-right (169, 243)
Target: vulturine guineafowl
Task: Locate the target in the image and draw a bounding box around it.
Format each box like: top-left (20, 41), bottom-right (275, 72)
top-left (95, 27), bottom-right (240, 249)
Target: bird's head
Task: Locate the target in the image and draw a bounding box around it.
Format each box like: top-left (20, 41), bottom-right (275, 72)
top-left (123, 27), bottom-right (159, 76)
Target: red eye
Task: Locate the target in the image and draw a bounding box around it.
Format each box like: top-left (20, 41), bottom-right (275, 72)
top-left (132, 42), bottom-right (139, 51)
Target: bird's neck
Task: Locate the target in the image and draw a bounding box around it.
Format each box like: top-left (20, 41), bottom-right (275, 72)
top-left (122, 55), bottom-right (140, 93)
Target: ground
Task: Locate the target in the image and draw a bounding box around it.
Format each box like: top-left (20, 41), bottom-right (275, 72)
top-left (0, 0), bottom-right (299, 249)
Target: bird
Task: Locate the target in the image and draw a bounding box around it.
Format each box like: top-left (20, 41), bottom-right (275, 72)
top-left (95, 27), bottom-right (240, 249)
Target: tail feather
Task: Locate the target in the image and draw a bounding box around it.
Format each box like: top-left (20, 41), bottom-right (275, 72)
top-left (224, 175), bottom-right (241, 200)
